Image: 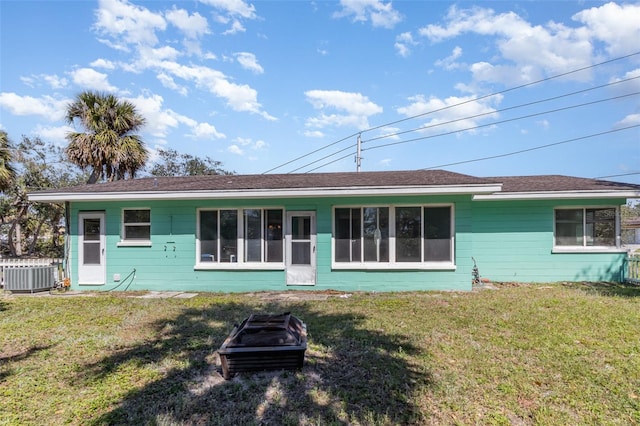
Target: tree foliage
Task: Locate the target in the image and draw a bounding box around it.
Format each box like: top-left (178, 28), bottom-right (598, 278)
top-left (148, 148), bottom-right (234, 177)
top-left (65, 91), bottom-right (148, 183)
top-left (0, 136), bottom-right (87, 257)
top-left (0, 130), bottom-right (16, 191)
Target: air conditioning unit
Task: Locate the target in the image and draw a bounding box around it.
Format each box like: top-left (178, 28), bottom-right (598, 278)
top-left (4, 267), bottom-right (55, 292)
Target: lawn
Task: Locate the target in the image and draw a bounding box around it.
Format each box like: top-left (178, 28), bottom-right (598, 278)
top-left (1, 283), bottom-right (639, 425)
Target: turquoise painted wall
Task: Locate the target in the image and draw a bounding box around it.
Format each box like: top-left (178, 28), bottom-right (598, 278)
top-left (68, 195), bottom-right (474, 293)
top-left (67, 195), bottom-right (627, 292)
top-left (470, 199), bottom-right (627, 283)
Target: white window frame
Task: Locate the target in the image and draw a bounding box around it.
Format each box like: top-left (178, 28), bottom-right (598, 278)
top-left (195, 207), bottom-right (285, 270)
top-left (117, 208), bottom-right (152, 247)
top-left (552, 206), bottom-right (624, 253)
top-left (332, 204), bottom-right (455, 270)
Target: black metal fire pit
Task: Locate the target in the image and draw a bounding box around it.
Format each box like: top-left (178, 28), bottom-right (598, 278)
top-left (217, 312), bottom-right (307, 379)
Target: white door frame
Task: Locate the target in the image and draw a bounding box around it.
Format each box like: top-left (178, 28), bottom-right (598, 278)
top-left (78, 212), bottom-right (106, 285)
top-left (285, 211), bottom-right (316, 285)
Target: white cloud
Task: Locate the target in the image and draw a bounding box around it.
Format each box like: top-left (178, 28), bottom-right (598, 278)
top-left (334, 0), bottom-right (402, 29)
top-left (138, 45), bottom-right (181, 64)
top-left (127, 93), bottom-right (226, 140)
top-left (227, 144), bottom-right (244, 155)
top-left (435, 46), bottom-right (463, 70)
top-left (222, 19), bottom-right (246, 35)
top-left (375, 126), bottom-right (401, 141)
top-left (233, 137), bottom-right (266, 151)
top-left (165, 7), bottom-right (209, 39)
top-left (94, 0), bottom-right (167, 48)
top-left (90, 58), bottom-right (117, 70)
top-left (304, 130), bottom-right (325, 138)
top-left (396, 94), bottom-right (502, 135)
top-left (305, 90), bottom-right (383, 130)
top-left (572, 2), bottom-right (640, 57)
top-left (419, 5), bottom-right (597, 85)
top-left (608, 68), bottom-right (640, 95)
top-left (20, 74), bottom-right (68, 89)
top-left (133, 60), bottom-right (274, 119)
top-left (614, 113), bottom-right (640, 129)
top-left (156, 73), bottom-right (188, 96)
top-left (235, 52), bottom-right (264, 74)
top-left (69, 68), bottom-right (117, 91)
top-left (191, 122), bottom-right (226, 139)
top-left (32, 124), bottom-right (73, 144)
top-left (199, 0), bottom-right (257, 19)
top-left (0, 93), bottom-right (68, 121)
top-left (394, 32), bottom-right (417, 57)
top-left (127, 94), bottom-right (178, 138)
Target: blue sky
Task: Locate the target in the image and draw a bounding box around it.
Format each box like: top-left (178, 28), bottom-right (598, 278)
top-left (1, 0), bottom-right (639, 183)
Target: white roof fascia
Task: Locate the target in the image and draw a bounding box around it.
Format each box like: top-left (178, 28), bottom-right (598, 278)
top-left (473, 190), bottom-right (640, 201)
top-left (29, 184), bottom-right (503, 203)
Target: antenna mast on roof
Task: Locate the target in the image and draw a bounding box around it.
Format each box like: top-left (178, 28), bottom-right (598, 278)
top-left (355, 133), bottom-right (362, 172)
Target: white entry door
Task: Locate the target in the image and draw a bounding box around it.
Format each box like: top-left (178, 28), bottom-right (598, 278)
top-left (78, 212), bottom-right (106, 285)
top-left (286, 211), bottom-right (316, 285)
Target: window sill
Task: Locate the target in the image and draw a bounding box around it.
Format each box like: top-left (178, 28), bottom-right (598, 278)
top-left (332, 262), bottom-right (456, 271)
top-left (117, 241), bottom-right (152, 247)
top-left (552, 247), bottom-right (628, 254)
top-left (194, 263), bottom-right (284, 271)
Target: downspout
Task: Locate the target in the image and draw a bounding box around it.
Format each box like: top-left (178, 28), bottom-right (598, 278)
top-left (64, 201), bottom-right (71, 283)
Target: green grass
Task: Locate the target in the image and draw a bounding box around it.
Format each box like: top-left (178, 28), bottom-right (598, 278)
top-left (1, 283), bottom-right (639, 425)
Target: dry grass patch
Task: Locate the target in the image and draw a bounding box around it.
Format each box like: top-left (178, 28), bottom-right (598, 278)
top-left (1, 283), bottom-right (639, 425)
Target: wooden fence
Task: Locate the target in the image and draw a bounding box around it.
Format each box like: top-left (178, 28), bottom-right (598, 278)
top-left (627, 255), bottom-right (640, 284)
top-left (0, 258), bottom-right (64, 286)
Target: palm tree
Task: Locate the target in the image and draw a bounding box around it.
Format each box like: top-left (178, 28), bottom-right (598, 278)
top-left (65, 91), bottom-right (148, 183)
top-left (0, 130), bottom-right (16, 191)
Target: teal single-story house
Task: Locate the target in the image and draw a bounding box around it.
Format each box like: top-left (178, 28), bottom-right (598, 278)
top-left (28, 170), bottom-right (640, 292)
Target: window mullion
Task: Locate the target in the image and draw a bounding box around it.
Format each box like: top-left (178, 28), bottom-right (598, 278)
top-left (359, 209), bottom-right (363, 263)
top-left (582, 208), bottom-right (587, 247)
top-left (261, 209), bottom-right (265, 263)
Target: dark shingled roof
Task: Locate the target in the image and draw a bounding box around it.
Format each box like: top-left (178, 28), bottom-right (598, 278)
top-left (33, 170), bottom-right (499, 194)
top-left (486, 175), bottom-right (640, 193)
top-left (29, 170), bottom-right (640, 196)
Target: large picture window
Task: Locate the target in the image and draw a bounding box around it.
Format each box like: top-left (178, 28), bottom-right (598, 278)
top-left (198, 208), bottom-right (283, 265)
top-left (334, 205), bottom-right (453, 267)
top-left (555, 207), bottom-right (617, 247)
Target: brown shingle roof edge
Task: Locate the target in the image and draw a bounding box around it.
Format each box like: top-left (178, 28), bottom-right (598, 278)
top-left (28, 170), bottom-right (640, 200)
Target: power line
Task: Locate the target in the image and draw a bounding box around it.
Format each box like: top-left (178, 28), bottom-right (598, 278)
top-left (362, 75), bottom-right (640, 144)
top-left (359, 51), bottom-right (640, 136)
top-left (263, 50), bottom-right (640, 174)
top-left (362, 91), bottom-right (640, 152)
top-left (306, 151), bottom-right (358, 173)
top-left (594, 172), bottom-right (640, 180)
top-left (418, 124), bottom-right (640, 170)
top-left (287, 144), bottom-right (355, 174)
top-left (261, 133), bottom-right (358, 174)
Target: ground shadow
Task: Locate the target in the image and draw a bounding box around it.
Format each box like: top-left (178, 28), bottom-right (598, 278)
top-left (84, 298), bottom-right (432, 425)
top-left (0, 344), bottom-right (53, 382)
top-left (562, 281), bottom-right (640, 298)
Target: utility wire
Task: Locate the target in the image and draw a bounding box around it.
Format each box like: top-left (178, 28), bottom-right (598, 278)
top-left (288, 144), bottom-right (356, 174)
top-left (262, 133), bottom-right (358, 174)
top-left (418, 124), bottom-right (640, 170)
top-left (362, 91), bottom-right (640, 152)
top-left (363, 75), bottom-right (640, 144)
top-left (306, 151), bottom-right (358, 173)
top-left (265, 50), bottom-right (640, 174)
top-left (594, 172), bottom-right (640, 180)
top-left (358, 51), bottom-right (640, 136)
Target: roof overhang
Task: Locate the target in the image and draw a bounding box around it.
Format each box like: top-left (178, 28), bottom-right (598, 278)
top-left (473, 190), bottom-right (640, 201)
top-left (28, 183), bottom-right (503, 203)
